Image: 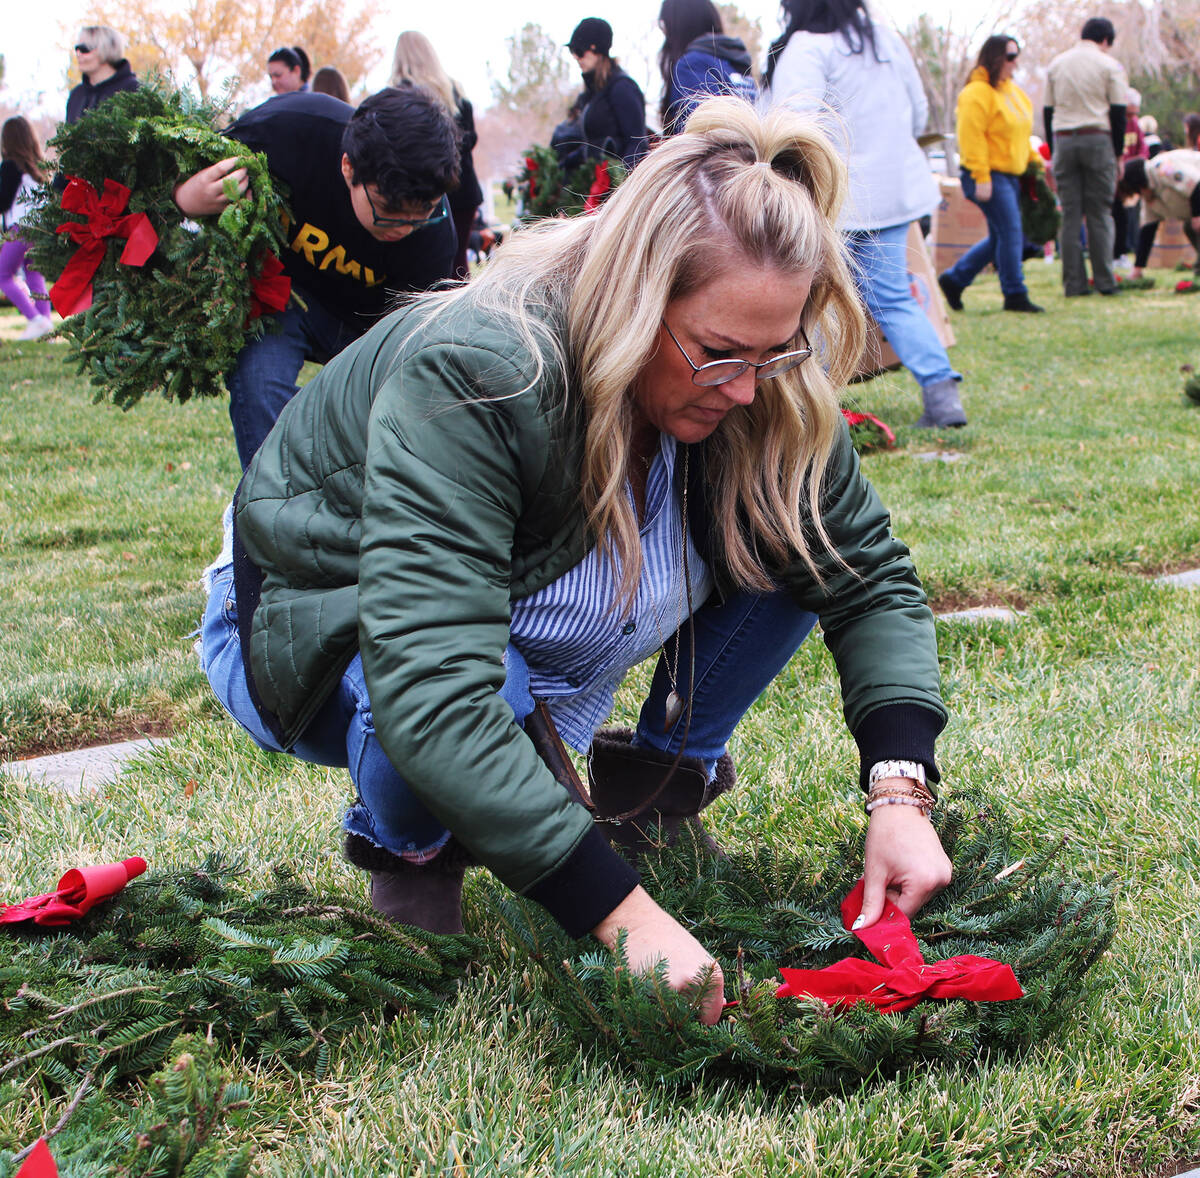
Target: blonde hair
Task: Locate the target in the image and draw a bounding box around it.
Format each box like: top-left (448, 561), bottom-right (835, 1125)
top-left (406, 97), bottom-right (865, 603)
top-left (77, 25), bottom-right (125, 65)
top-left (389, 31), bottom-right (459, 111)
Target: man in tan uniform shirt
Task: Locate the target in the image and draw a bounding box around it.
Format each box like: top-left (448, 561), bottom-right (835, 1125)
top-left (1044, 17), bottom-right (1128, 296)
top-left (1121, 150), bottom-right (1200, 277)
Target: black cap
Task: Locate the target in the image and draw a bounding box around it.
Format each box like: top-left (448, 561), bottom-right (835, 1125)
top-left (567, 17), bottom-right (613, 57)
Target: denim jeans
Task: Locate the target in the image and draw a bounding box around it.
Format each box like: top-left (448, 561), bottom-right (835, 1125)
top-left (199, 564), bottom-right (817, 861)
top-left (225, 294), bottom-right (358, 470)
top-left (944, 171), bottom-right (1027, 297)
top-left (846, 223), bottom-right (960, 390)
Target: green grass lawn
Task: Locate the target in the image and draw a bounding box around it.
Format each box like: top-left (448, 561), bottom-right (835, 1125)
top-left (2, 260), bottom-right (1200, 1175)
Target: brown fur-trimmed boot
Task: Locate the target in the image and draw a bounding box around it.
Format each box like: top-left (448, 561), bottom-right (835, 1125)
top-left (586, 727), bottom-right (735, 865)
top-left (343, 832), bottom-right (470, 935)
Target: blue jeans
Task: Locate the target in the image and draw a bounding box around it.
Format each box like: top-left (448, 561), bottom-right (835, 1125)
top-left (943, 171), bottom-right (1027, 297)
top-left (226, 295), bottom-right (358, 470)
top-left (846, 223), bottom-right (961, 390)
top-left (199, 564), bottom-right (817, 861)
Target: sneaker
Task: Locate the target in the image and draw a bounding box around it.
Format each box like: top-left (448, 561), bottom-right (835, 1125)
top-left (938, 273), bottom-right (964, 311)
top-left (18, 316), bottom-right (53, 340)
top-left (1114, 255), bottom-right (1132, 273)
top-left (1003, 293), bottom-right (1045, 313)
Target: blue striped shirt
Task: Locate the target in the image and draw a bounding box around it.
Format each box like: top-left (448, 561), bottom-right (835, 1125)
top-left (510, 434), bottom-right (713, 752)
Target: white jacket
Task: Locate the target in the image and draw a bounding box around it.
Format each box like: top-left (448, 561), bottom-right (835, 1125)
top-left (763, 22), bottom-right (938, 232)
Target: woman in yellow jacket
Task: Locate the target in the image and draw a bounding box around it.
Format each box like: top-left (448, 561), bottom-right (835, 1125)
top-left (938, 35), bottom-right (1043, 313)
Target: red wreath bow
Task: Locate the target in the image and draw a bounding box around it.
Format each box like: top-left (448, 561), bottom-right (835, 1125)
top-left (15, 1139), bottom-right (57, 1178)
top-left (49, 176), bottom-right (159, 318)
top-left (0, 857), bottom-right (147, 927)
top-left (248, 251), bottom-right (291, 321)
top-left (774, 879), bottom-right (1024, 1012)
top-left (584, 160), bottom-right (612, 212)
top-left (841, 408), bottom-right (896, 448)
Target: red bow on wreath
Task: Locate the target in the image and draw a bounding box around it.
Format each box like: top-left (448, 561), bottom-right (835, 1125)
top-left (525, 156), bottom-right (539, 201)
top-left (49, 176), bottom-right (158, 318)
top-left (841, 408), bottom-right (896, 448)
top-left (248, 252), bottom-right (292, 321)
top-left (584, 161), bottom-right (612, 213)
top-left (0, 857), bottom-right (147, 927)
top-left (774, 879), bottom-right (1024, 1012)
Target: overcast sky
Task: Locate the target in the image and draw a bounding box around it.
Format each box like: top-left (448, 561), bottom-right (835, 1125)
top-left (8, 1), bottom-right (1008, 116)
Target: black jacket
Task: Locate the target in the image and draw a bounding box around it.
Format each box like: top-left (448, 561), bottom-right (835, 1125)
top-left (450, 94), bottom-right (484, 214)
top-left (560, 66), bottom-right (648, 170)
top-left (65, 60), bottom-right (140, 124)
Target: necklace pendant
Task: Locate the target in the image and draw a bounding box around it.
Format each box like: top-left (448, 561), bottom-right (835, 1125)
top-left (664, 690), bottom-right (684, 731)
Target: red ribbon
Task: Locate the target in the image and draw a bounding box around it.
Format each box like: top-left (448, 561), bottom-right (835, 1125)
top-left (525, 155), bottom-right (538, 201)
top-left (0, 857), bottom-right (147, 927)
top-left (49, 176), bottom-right (158, 318)
top-left (841, 408), bottom-right (896, 447)
top-left (584, 160), bottom-right (612, 212)
top-left (15, 1139), bottom-right (58, 1178)
top-left (248, 252), bottom-right (291, 321)
top-left (774, 880), bottom-right (1024, 1012)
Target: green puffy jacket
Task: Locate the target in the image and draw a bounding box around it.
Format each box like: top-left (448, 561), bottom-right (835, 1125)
top-left (235, 296), bottom-right (946, 933)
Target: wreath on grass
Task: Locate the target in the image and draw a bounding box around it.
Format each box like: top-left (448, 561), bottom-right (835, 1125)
top-left (0, 856), bottom-right (476, 1091)
top-left (1019, 163), bottom-right (1061, 246)
top-left (480, 791), bottom-right (1116, 1090)
top-left (502, 144), bottom-right (626, 223)
top-left (25, 80), bottom-right (291, 408)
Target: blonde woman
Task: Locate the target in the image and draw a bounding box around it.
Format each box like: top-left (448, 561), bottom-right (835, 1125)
top-left (199, 99), bottom-right (952, 1024)
top-left (67, 25), bottom-right (139, 124)
top-left (390, 30), bottom-right (483, 278)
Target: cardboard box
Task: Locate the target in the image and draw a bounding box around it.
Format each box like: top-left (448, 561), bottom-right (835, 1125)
top-left (1146, 217), bottom-right (1197, 271)
top-left (857, 221), bottom-right (956, 380)
top-left (930, 175), bottom-right (989, 272)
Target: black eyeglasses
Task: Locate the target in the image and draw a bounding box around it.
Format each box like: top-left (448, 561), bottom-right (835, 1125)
top-left (1005, 51), bottom-right (1019, 61)
top-left (362, 188), bottom-right (448, 229)
top-left (662, 319), bottom-right (813, 387)
top-left (74, 43), bottom-right (93, 53)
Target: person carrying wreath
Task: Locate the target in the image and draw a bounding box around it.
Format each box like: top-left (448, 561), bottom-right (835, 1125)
top-left (558, 18), bottom-right (649, 170)
top-left (198, 99), bottom-right (952, 1025)
top-left (173, 86), bottom-right (460, 469)
top-left (1120, 149), bottom-right (1200, 279)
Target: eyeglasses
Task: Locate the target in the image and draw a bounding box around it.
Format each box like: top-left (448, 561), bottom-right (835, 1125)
top-left (74, 43), bottom-right (93, 53)
top-left (661, 318), bottom-right (813, 387)
top-left (1005, 51), bottom-right (1019, 61)
top-left (362, 187), bottom-right (448, 229)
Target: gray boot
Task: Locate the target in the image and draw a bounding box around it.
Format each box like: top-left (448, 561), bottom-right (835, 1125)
top-left (344, 832), bottom-right (469, 935)
top-left (916, 378), bottom-right (967, 428)
top-left (587, 727), bottom-right (735, 865)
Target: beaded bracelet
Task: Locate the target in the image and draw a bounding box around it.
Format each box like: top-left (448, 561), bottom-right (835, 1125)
top-left (865, 794), bottom-right (933, 817)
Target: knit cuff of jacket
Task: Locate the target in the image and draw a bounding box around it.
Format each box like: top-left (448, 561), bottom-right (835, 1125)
top-left (853, 703), bottom-right (945, 793)
top-left (524, 824), bottom-right (641, 938)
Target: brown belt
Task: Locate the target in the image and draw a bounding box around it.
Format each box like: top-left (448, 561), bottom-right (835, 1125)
top-left (1055, 126), bottom-right (1106, 136)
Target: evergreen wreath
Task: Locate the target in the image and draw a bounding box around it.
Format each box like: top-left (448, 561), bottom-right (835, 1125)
top-left (1019, 163), bottom-right (1062, 246)
top-left (0, 856), bottom-right (477, 1095)
top-left (25, 80), bottom-right (290, 408)
top-left (502, 144), bottom-right (626, 223)
top-left (481, 792), bottom-right (1116, 1090)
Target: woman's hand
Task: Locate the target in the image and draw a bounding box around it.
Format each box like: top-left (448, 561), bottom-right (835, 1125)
top-left (592, 885), bottom-right (724, 1024)
top-left (1131, 265), bottom-right (1145, 279)
top-left (973, 177), bottom-right (993, 203)
top-left (854, 798), bottom-right (952, 930)
top-left (173, 156), bottom-right (250, 217)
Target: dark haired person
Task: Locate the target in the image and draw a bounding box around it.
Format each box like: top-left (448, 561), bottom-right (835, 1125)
top-left (174, 88), bottom-right (459, 468)
top-left (764, 0), bottom-right (966, 428)
top-left (558, 18), bottom-right (648, 169)
top-left (657, 0), bottom-right (755, 136)
top-left (66, 25), bottom-right (139, 124)
top-left (1044, 17), bottom-right (1128, 297)
top-left (938, 35), bottom-right (1043, 313)
top-left (267, 46), bottom-right (311, 95)
top-left (1120, 150), bottom-right (1200, 279)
